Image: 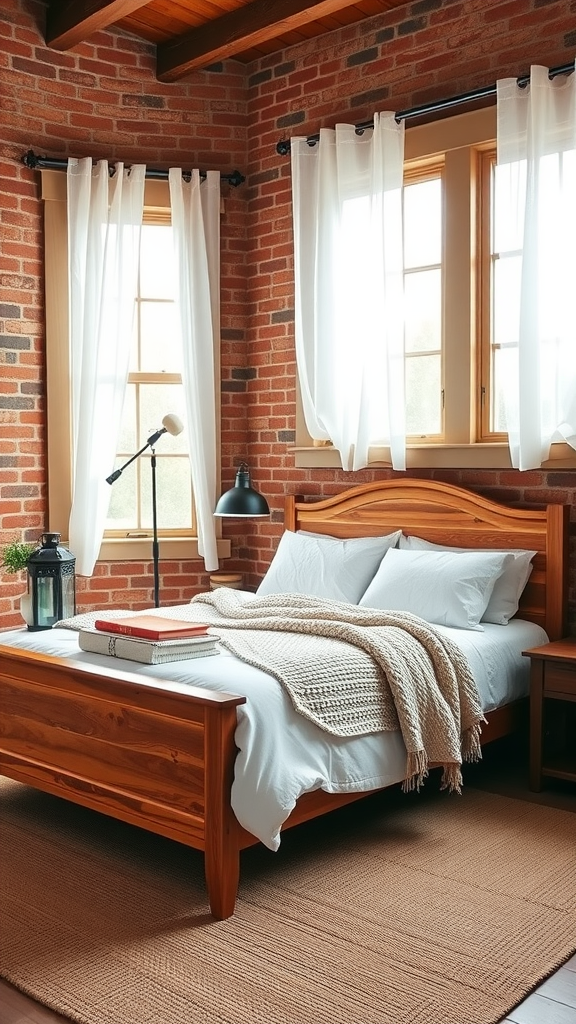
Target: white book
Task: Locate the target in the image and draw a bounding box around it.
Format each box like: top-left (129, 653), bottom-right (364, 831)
top-left (78, 628), bottom-right (220, 665)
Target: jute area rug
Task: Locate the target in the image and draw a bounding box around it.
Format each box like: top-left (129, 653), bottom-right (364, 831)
top-left (0, 777), bottom-right (575, 1024)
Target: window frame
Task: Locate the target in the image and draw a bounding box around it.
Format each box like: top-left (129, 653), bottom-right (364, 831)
top-left (42, 170), bottom-right (230, 561)
top-left (478, 147), bottom-right (510, 444)
top-left (293, 106), bottom-right (576, 471)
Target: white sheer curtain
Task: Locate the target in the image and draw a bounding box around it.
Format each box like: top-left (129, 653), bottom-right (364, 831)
top-left (67, 159), bottom-right (145, 575)
top-left (291, 113), bottom-right (406, 471)
top-left (497, 63), bottom-right (576, 469)
top-left (169, 169), bottom-right (220, 571)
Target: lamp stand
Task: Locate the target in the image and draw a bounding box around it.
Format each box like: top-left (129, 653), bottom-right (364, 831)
top-left (151, 449), bottom-right (160, 607)
top-left (106, 437), bottom-right (163, 608)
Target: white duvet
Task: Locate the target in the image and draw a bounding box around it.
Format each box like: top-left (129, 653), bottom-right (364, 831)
top-left (0, 603), bottom-right (547, 851)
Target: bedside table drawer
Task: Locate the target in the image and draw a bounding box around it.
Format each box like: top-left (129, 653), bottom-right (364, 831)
top-left (544, 664), bottom-right (576, 697)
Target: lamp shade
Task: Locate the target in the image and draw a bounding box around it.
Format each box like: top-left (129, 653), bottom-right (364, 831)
top-left (214, 464), bottom-right (270, 518)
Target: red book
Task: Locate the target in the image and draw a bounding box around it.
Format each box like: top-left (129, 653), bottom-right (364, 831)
top-left (93, 614), bottom-right (210, 641)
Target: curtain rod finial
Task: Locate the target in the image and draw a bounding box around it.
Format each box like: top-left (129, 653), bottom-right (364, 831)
top-left (22, 149), bottom-right (39, 169)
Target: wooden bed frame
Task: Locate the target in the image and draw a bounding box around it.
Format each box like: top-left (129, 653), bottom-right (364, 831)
top-left (0, 479), bottom-right (569, 919)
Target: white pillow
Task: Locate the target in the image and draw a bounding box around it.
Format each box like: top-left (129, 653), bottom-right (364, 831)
top-left (256, 529), bottom-right (401, 604)
top-left (358, 547), bottom-right (514, 630)
top-left (399, 535), bottom-right (536, 625)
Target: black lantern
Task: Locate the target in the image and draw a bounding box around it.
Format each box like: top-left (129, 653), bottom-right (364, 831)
top-left (26, 533), bottom-right (75, 631)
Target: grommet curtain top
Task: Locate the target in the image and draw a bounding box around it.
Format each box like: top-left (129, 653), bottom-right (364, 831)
top-left (276, 60), bottom-right (575, 155)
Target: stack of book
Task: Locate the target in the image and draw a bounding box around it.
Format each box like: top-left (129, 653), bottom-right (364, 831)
top-left (78, 614), bottom-right (219, 665)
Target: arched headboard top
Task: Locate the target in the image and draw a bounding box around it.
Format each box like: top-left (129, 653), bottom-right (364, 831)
top-left (285, 479), bottom-right (569, 641)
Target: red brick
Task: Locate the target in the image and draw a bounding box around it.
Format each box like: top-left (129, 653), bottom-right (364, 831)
top-left (1, 0), bottom-right (575, 628)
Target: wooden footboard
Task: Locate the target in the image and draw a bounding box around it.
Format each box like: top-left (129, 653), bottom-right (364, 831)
top-left (0, 644), bottom-right (251, 920)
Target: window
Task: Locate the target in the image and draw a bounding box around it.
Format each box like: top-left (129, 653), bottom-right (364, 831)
top-left (294, 106), bottom-right (576, 471)
top-left (106, 222), bottom-right (194, 538)
top-left (483, 146), bottom-right (576, 441)
top-left (42, 172), bottom-right (229, 561)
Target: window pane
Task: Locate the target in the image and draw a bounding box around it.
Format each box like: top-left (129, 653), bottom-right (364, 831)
top-left (139, 383), bottom-right (187, 453)
top-left (106, 459), bottom-right (139, 529)
top-left (117, 383), bottom-right (137, 453)
top-left (406, 354), bottom-right (441, 435)
top-left (139, 226), bottom-right (175, 297)
top-left (141, 456), bottom-right (192, 530)
top-left (493, 255), bottom-right (521, 348)
top-left (492, 346), bottom-right (517, 434)
top-left (106, 454), bottom-right (192, 533)
top-left (140, 301), bottom-right (181, 372)
top-left (405, 269), bottom-right (441, 353)
top-left (404, 178), bottom-right (441, 268)
top-left (493, 162), bottom-right (526, 253)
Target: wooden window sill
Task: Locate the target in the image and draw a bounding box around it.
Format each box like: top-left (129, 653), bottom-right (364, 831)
top-left (97, 537), bottom-right (231, 562)
top-left (292, 442), bottom-right (576, 471)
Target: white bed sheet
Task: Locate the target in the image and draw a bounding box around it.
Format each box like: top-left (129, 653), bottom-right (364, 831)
top-left (0, 611), bottom-right (547, 851)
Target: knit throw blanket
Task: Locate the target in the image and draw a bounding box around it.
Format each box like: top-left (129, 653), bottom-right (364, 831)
top-left (190, 590), bottom-right (486, 793)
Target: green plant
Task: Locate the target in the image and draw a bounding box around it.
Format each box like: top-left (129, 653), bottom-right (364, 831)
top-left (0, 540), bottom-right (35, 574)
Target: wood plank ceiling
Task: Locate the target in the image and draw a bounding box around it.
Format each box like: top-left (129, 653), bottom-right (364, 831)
top-left (44, 0), bottom-right (413, 81)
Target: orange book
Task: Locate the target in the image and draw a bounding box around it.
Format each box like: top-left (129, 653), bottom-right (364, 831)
top-left (93, 614), bottom-right (210, 641)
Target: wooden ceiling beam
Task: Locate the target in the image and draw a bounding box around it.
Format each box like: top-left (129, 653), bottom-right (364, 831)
top-left (46, 0), bottom-right (151, 50)
top-left (157, 0), bottom-right (363, 80)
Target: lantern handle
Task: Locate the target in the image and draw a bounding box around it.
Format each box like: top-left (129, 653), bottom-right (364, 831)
top-left (39, 532), bottom-right (61, 547)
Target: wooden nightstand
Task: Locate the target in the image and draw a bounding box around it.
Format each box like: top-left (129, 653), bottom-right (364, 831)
top-left (523, 639), bottom-right (576, 791)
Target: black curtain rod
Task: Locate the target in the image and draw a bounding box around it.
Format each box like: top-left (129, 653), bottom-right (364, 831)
top-left (22, 150), bottom-right (245, 187)
top-left (276, 60), bottom-right (574, 156)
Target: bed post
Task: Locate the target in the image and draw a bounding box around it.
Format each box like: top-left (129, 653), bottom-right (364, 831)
top-left (545, 503), bottom-right (569, 641)
top-left (203, 703), bottom-right (243, 919)
top-left (284, 493), bottom-right (304, 532)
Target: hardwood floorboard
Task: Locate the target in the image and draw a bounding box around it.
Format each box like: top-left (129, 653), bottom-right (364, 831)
top-left (505, 991), bottom-right (576, 1024)
top-left (536, 967), bottom-right (576, 1008)
top-left (1, 735), bottom-right (574, 1024)
top-left (0, 979), bottom-right (70, 1023)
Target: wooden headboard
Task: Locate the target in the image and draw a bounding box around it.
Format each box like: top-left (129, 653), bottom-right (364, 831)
top-left (285, 479), bottom-right (569, 641)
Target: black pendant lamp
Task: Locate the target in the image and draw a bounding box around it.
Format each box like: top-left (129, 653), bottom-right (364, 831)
top-left (214, 463), bottom-right (270, 518)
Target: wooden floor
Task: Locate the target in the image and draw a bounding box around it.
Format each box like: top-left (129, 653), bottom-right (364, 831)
top-left (1, 737), bottom-right (575, 1024)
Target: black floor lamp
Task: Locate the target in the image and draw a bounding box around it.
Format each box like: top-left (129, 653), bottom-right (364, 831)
top-left (106, 414), bottom-right (183, 607)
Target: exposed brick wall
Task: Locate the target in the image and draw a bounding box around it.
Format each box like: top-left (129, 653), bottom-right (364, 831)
top-left (1, 0), bottom-right (575, 632)
top-left (243, 0), bottom-right (576, 630)
top-left (0, 0), bottom-right (248, 626)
